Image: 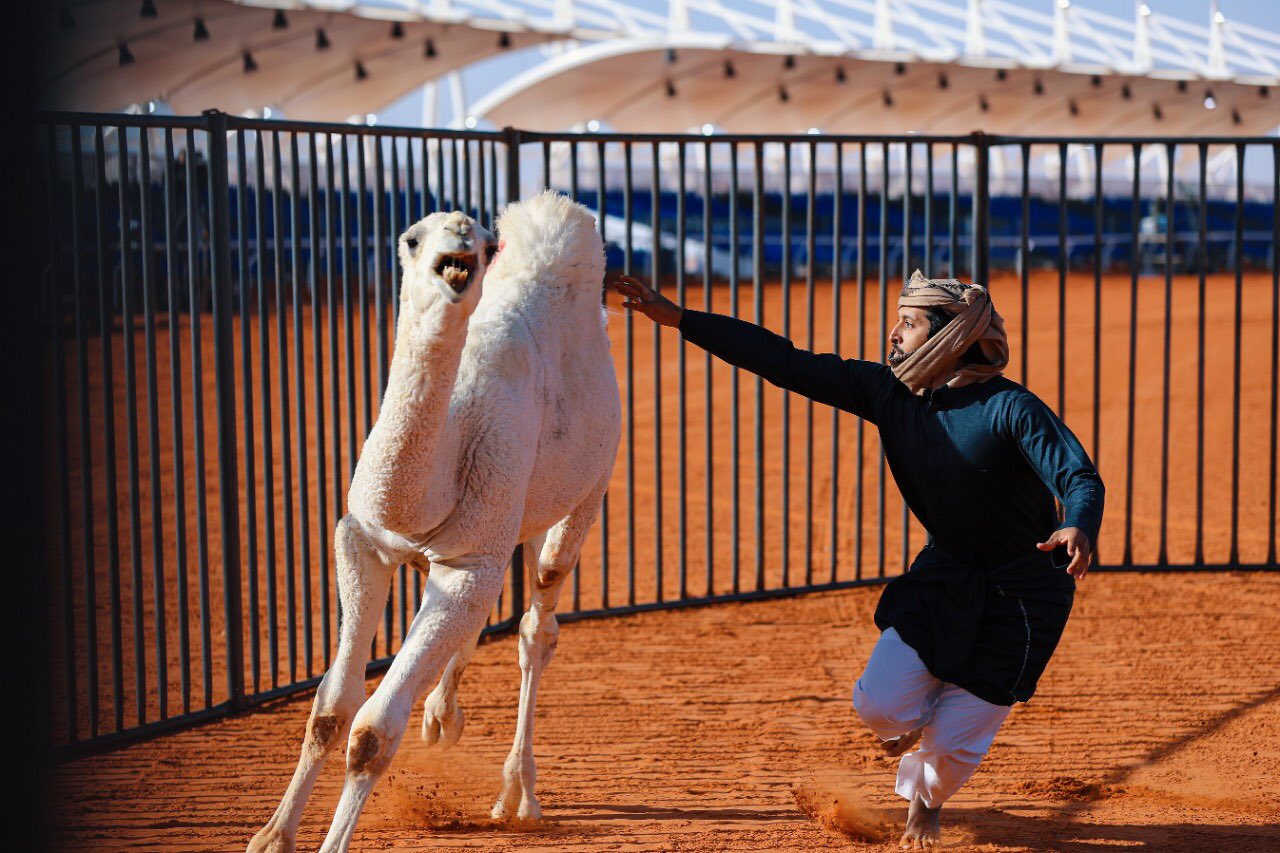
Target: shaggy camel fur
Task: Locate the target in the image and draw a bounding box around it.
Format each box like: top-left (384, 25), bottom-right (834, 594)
top-left (247, 193), bottom-right (621, 853)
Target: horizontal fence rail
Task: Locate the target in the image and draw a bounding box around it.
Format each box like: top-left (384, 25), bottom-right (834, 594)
top-left (38, 112), bottom-right (1280, 757)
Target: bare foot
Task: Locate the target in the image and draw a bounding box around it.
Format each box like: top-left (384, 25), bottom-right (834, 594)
top-left (899, 796), bottom-right (941, 849)
top-left (881, 727), bottom-right (923, 758)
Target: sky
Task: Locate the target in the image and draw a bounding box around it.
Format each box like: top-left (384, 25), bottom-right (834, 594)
top-left (377, 0), bottom-right (1280, 128)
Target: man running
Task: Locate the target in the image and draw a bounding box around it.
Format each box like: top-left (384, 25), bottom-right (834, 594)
top-left (612, 270), bottom-right (1104, 849)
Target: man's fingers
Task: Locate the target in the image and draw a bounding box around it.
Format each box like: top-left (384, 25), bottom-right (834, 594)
top-left (1035, 532), bottom-right (1060, 551)
top-left (1067, 547), bottom-right (1087, 578)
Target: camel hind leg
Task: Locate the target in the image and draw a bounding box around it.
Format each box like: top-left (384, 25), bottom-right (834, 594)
top-left (492, 485), bottom-right (606, 821)
top-left (247, 515), bottom-right (394, 853)
top-left (421, 533), bottom-right (544, 749)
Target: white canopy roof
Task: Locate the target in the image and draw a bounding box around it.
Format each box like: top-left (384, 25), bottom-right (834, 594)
top-left (43, 1), bottom-right (1280, 135)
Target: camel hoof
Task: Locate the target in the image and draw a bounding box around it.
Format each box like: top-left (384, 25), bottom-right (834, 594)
top-left (490, 797), bottom-right (514, 821)
top-left (246, 825), bottom-right (295, 853)
top-left (517, 796), bottom-right (543, 821)
top-left (421, 697), bottom-right (464, 749)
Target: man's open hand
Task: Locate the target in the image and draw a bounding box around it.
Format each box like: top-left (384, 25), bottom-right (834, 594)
top-left (1036, 527), bottom-right (1092, 579)
top-left (612, 275), bottom-right (683, 328)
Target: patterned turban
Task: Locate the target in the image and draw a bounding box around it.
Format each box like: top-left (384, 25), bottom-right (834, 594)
top-left (892, 269), bottom-right (1009, 396)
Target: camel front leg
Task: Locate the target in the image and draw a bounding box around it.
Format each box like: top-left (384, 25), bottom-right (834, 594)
top-left (492, 488), bottom-right (605, 821)
top-left (247, 516), bottom-right (394, 853)
top-left (420, 624), bottom-right (482, 748)
top-left (318, 557), bottom-right (507, 853)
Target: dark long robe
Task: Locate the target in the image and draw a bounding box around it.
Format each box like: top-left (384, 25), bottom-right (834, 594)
top-left (678, 308), bottom-right (1105, 706)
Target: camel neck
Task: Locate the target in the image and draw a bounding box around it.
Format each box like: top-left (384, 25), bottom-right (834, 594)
top-left (364, 299), bottom-right (470, 511)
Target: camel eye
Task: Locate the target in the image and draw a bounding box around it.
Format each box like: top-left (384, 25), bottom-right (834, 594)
top-left (404, 236), bottom-right (418, 250)
top-left (484, 244), bottom-right (497, 262)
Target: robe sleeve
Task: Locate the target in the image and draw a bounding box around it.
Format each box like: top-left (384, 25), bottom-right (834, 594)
top-left (1006, 392), bottom-right (1106, 546)
top-left (678, 308), bottom-right (896, 423)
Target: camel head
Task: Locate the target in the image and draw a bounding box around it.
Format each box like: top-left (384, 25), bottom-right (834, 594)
top-left (398, 210), bottom-right (496, 314)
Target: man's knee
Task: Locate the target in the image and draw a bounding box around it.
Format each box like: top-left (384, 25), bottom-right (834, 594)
top-left (853, 677), bottom-right (920, 737)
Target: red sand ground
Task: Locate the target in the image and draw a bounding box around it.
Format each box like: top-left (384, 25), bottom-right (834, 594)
top-left (50, 571), bottom-right (1280, 851)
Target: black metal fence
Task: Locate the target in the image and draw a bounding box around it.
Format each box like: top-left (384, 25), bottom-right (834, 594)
top-left (38, 111), bottom-right (1279, 757)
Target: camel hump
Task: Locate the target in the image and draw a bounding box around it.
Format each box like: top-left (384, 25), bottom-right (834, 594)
top-left (494, 189), bottom-right (604, 292)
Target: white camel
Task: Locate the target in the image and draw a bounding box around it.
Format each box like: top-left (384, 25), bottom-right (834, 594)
top-left (247, 192), bottom-right (621, 853)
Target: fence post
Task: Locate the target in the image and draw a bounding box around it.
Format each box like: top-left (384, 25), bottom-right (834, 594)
top-left (973, 131), bottom-right (990, 287)
top-left (203, 110), bottom-right (245, 709)
top-left (504, 126), bottom-right (522, 208)
top-left (502, 125), bottom-right (525, 626)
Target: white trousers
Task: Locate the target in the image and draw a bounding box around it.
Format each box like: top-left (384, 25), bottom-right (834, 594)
top-left (852, 628), bottom-right (1011, 809)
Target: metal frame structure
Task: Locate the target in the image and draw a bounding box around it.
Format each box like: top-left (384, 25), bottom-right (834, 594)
top-left (39, 109), bottom-right (1279, 761)
top-left (47, 2), bottom-right (1280, 134)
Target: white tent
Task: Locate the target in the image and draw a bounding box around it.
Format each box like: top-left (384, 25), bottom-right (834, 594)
top-left (44, 0), bottom-right (1280, 136)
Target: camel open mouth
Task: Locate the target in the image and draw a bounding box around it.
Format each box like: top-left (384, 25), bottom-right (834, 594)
top-left (433, 253), bottom-right (475, 293)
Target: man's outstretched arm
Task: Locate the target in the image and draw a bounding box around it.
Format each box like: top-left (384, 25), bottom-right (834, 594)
top-left (612, 275), bottom-right (896, 422)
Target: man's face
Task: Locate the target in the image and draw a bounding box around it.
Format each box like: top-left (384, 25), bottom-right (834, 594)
top-left (888, 306), bottom-right (933, 366)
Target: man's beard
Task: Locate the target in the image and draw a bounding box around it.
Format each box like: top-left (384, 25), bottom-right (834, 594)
top-left (887, 344), bottom-right (907, 367)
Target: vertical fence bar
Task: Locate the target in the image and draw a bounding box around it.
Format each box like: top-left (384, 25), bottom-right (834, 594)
top-left (373, 138), bottom-right (393, 654)
top-left (274, 131), bottom-right (297, 680)
top-left (925, 143), bottom-right (934, 275)
top-left (855, 143), bottom-right (867, 581)
top-left (502, 131), bottom-right (524, 623)
top-left (1230, 143), bottom-right (1244, 566)
top-left (901, 141), bottom-right (913, 570)
top-left (676, 141), bottom-right (687, 601)
top-left (70, 128), bottom-right (100, 736)
top-left (237, 129), bottom-right (260, 694)
top-left (1269, 140), bottom-right (1280, 563)
top-left (949, 144), bottom-right (958, 278)
top-left (357, 137), bottom-right (372, 446)
top-left (1057, 143), bottom-right (1067, 417)
top-left (95, 124), bottom-right (124, 730)
top-left (165, 128), bottom-right (191, 710)
top-left (804, 140), bottom-right (816, 585)
top-left (703, 139), bottom-right (714, 598)
top-left (1269, 143), bottom-right (1279, 567)
top-left (1093, 144), bottom-right (1104, 472)
top-left (781, 143), bottom-right (792, 588)
top-left (476, 139), bottom-right (487, 226)
top-left (974, 134), bottom-right (990, 294)
top-left (623, 141), bottom-right (635, 606)
top-left (830, 141), bottom-right (843, 583)
top-left (118, 125), bottom-right (147, 723)
top-left (752, 141), bottom-right (765, 591)
top-left (205, 111), bottom-right (244, 709)
top-left (342, 137), bottom-right (356, 494)
top-left (1195, 144), bottom-right (1207, 565)
top-left (569, 139), bottom-right (581, 612)
top-left (450, 138), bottom-right (460, 210)
top-left (258, 130), bottom-right (279, 688)
top-left (310, 132), bottom-right (329, 672)
top-left (1123, 144), bottom-right (1140, 567)
top-left (291, 133), bottom-right (313, 677)
top-left (1019, 146), bottom-right (1030, 389)
top-left (463, 138), bottom-right (473, 218)
top-left (390, 139), bottom-right (408, 645)
top-left (1159, 144), bottom-right (1175, 565)
top-left (730, 141), bottom-right (740, 593)
top-left (877, 143), bottom-right (888, 578)
top-left (47, 127), bottom-right (75, 739)
top-left (324, 132), bottom-right (339, 660)
top-left (138, 128), bottom-right (168, 720)
top-left (591, 137), bottom-right (606, 612)
top-left (651, 141), bottom-right (664, 603)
